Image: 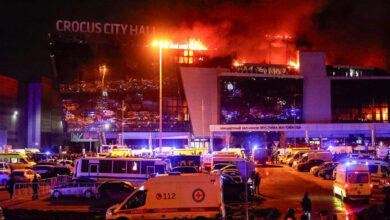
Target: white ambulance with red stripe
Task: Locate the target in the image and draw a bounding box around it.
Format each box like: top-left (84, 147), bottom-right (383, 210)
top-left (106, 173), bottom-right (224, 220)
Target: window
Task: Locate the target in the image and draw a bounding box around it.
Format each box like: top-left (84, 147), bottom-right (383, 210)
top-left (90, 164), bottom-right (98, 173)
top-left (155, 165), bottom-right (165, 174)
top-left (11, 158), bottom-right (17, 163)
top-left (3, 158), bottom-right (7, 163)
top-left (99, 160), bottom-right (113, 173)
top-left (141, 161), bottom-right (154, 174)
top-left (348, 173), bottom-right (369, 184)
top-left (113, 160), bottom-right (126, 173)
top-left (20, 158), bottom-right (27, 164)
top-left (81, 160), bottom-right (89, 172)
top-left (127, 161), bottom-right (140, 174)
top-left (368, 165), bottom-right (378, 174)
top-left (122, 190), bottom-right (147, 209)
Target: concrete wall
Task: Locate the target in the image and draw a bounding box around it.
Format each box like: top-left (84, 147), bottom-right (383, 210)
top-left (300, 51), bottom-right (331, 123)
top-left (27, 82), bottom-right (41, 148)
top-left (180, 67), bottom-right (219, 137)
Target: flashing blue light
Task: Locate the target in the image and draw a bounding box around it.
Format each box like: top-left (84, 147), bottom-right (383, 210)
top-left (142, 147), bottom-right (146, 151)
top-left (329, 145), bottom-right (333, 149)
top-left (45, 151), bottom-right (50, 155)
top-left (253, 145), bottom-right (258, 150)
top-left (346, 162), bottom-right (350, 166)
top-left (365, 161), bottom-right (369, 165)
top-left (352, 161), bottom-right (357, 164)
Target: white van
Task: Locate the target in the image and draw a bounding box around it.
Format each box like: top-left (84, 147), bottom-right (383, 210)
top-left (106, 173), bottom-right (224, 220)
top-left (333, 163), bottom-right (372, 201)
top-left (346, 159), bottom-right (390, 188)
top-left (329, 146), bottom-right (353, 154)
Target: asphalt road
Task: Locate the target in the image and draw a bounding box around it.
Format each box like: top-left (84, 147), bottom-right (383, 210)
top-left (256, 164), bottom-right (386, 219)
top-left (0, 165), bottom-right (386, 219)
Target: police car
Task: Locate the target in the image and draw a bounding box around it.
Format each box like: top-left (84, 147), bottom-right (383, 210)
top-left (50, 181), bottom-right (99, 199)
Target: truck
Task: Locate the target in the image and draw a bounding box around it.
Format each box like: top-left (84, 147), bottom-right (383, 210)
top-left (251, 147), bottom-right (268, 166)
top-left (106, 173), bottom-right (224, 220)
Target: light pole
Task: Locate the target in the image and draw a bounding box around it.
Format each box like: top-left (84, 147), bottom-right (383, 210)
top-left (152, 41), bottom-right (169, 153)
top-left (159, 44), bottom-right (163, 153)
top-left (99, 64), bottom-right (107, 95)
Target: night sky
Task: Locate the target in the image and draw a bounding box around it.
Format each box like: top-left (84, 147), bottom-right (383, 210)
top-left (0, 0), bottom-right (389, 82)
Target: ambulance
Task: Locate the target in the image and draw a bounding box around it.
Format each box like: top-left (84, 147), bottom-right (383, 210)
top-left (333, 163), bottom-right (372, 201)
top-left (106, 173), bottom-right (224, 220)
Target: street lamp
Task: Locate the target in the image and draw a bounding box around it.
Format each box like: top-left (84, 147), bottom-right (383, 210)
top-left (152, 40), bottom-right (170, 154)
top-left (99, 64), bottom-right (108, 96)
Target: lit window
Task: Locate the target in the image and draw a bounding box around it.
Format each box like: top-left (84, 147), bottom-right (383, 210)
top-left (179, 57), bottom-right (184, 63)
top-left (184, 57), bottom-right (188, 63)
top-left (189, 57), bottom-right (193, 64)
top-left (184, 50), bottom-right (188, 56)
top-left (189, 50), bottom-right (193, 56)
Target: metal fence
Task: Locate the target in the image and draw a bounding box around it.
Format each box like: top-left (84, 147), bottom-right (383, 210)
top-left (13, 175), bottom-right (71, 198)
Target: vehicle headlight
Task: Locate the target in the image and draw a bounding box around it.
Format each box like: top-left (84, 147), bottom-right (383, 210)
top-left (106, 208), bottom-right (115, 216)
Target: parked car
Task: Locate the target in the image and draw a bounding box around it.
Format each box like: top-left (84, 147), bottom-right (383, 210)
top-left (221, 170), bottom-right (252, 202)
top-left (311, 162), bottom-right (338, 176)
top-left (212, 163), bottom-right (232, 171)
top-left (0, 162), bottom-right (10, 171)
top-left (211, 164), bottom-right (238, 174)
top-left (0, 170), bottom-right (10, 185)
top-left (98, 181), bottom-right (136, 201)
top-left (36, 162), bottom-right (56, 166)
top-left (53, 166), bottom-right (72, 176)
top-left (33, 165), bottom-right (54, 175)
top-left (171, 166), bottom-right (199, 173)
top-left (11, 169), bottom-right (41, 182)
top-left (319, 163), bottom-right (340, 180)
top-left (50, 182), bottom-right (99, 199)
top-left (297, 160), bottom-right (325, 172)
top-left (58, 160), bottom-right (74, 167)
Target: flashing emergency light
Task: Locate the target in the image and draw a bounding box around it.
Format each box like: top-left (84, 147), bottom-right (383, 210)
top-left (346, 162), bottom-right (350, 166)
top-left (352, 161), bottom-right (357, 164)
top-left (253, 145), bottom-right (258, 150)
top-left (365, 161), bottom-right (369, 165)
top-left (45, 151), bottom-right (50, 155)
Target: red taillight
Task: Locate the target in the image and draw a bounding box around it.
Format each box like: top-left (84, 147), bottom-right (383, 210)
top-left (345, 184), bottom-right (349, 188)
top-left (370, 183), bottom-right (373, 188)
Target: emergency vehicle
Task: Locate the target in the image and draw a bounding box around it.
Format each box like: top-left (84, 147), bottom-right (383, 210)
top-left (333, 163), bottom-right (372, 201)
top-left (106, 173), bottom-right (224, 220)
top-left (99, 145), bottom-right (130, 157)
top-left (344, 159), bottom-right (390, 188)
top-left (73, 157), bottom-right (169, 186)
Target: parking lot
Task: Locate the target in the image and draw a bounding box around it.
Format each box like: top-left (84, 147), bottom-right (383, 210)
top-left (0, 164), bottom-right (386, 219)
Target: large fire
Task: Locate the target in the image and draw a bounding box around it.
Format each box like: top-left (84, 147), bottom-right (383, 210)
top-left (152, 38), bottom-right (207, 50)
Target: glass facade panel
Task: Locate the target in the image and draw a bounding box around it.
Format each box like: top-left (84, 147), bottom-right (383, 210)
top-left (331, 80), bottom-right (390, 123)
top-left (220, 76), bottom-right (303, 124)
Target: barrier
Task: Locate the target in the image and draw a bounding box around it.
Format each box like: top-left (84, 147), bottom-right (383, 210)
top-left (12, 175), bottom-right (71, 198)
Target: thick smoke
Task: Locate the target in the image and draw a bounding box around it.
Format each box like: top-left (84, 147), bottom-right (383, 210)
top-left (125, 0), bottom-right (389, 70)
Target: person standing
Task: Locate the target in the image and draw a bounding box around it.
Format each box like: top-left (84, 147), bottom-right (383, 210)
top-left (284, 208), bottom-right (297, 220)
top-left (300, 192), bottom-right (312, 220)
top-left (254, 172), bottom-right (261, 195)
top-left (384, 194), bottom-right (390, 219)
top-left (32, 174), bottom-right (39, 200)
top-left (7, 174), bottom-right (15, 199)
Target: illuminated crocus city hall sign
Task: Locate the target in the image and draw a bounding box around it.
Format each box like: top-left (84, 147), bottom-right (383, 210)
top-left (55, 20), bottom-right (156, 35)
